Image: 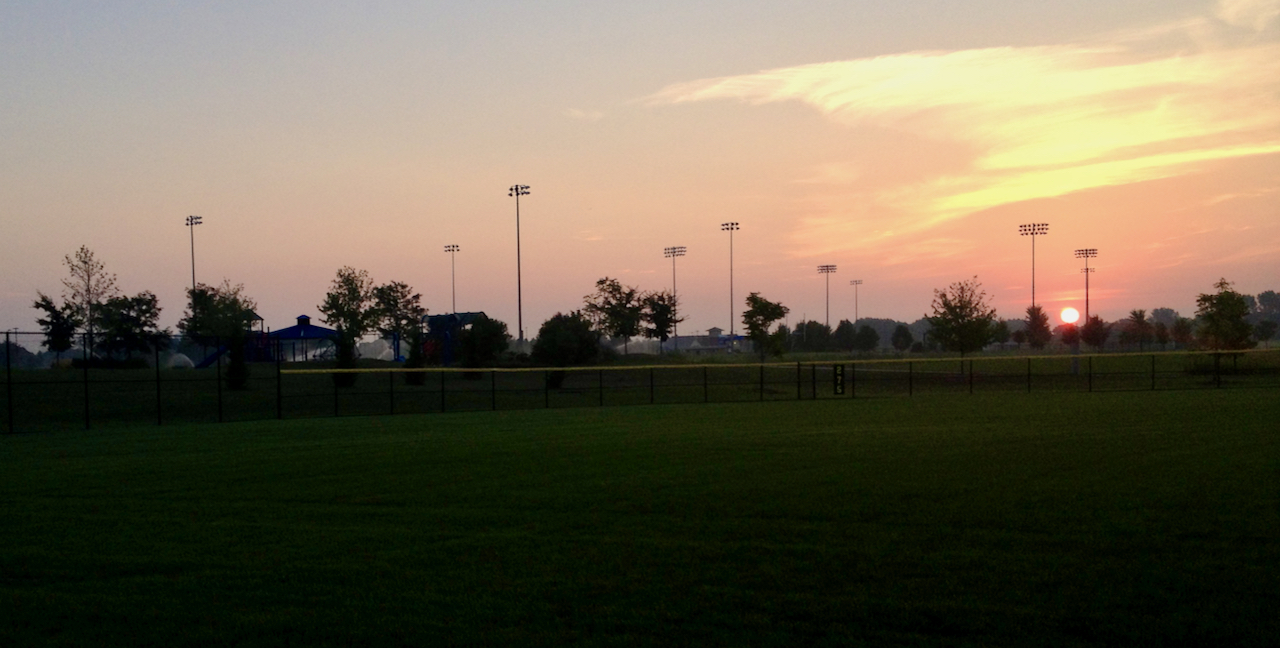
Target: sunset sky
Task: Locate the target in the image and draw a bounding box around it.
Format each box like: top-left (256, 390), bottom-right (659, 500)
top-left (3, 0), bottom-right (1277, 340)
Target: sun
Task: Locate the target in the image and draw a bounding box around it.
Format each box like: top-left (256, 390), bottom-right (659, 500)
top-left (1060, 307), bottom-right (1080, 324)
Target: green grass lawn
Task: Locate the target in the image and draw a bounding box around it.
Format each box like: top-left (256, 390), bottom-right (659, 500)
top-left (2, 390), bottom-right (1277, 646)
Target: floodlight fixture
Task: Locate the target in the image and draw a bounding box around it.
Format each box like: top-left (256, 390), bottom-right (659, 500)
top-left (850, 279), bottom-right (863, 324)
top-left (665, 246), bottom-right (687, 350)
top-left (818, 265), bottom-right (837, 328)
top-left (1018, 222), bottom-right (1049, 308)
top-left (721, 223), bottom-right (739, 334)
top-left (508, 185), bottom-right (530, 342)
top-left (185, 215), bottom-right (203, 295)
top-left (444, 244), bottom-right (460, 314)
top-left (1075, 248), bottom-right (1098, 321)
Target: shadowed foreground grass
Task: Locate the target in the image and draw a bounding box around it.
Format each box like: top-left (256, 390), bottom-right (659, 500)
top-left (2, 391), bottom-right (1277, 646)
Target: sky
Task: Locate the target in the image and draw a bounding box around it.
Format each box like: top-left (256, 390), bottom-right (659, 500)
top-left (2, 0), bottom-right (1278, 340)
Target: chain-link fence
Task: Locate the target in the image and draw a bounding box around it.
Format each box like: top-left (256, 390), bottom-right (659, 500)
top-left (3, 330), bottom-right (1278, 434)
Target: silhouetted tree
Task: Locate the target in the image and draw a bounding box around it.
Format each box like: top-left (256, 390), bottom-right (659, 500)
top-left (533, 312), bottom-right (599, 387)
top-left (832, 320), bottom-right (857, 351)
top-left (319, 267), bottom-right (377, 387)
top-left (94, 292), bottom-right (169, 361)
top-left (179, 280), bottom-right (258, 389)
top-left (926, 277), bottom-right (997, 357)
top-left (61, 245), bottom-right (119, 342)
top-left (1025, 306), bottom-right (1052, 350)
top-left (1172, 317), bottom-right (1196, 349)
top-left (458, 314), bottom-right (510, 368)
top-left (1080, 315), bottom-right (1111, 351)
top-left (1257, 290), bottom-right (1280, 322)
top-left (891, 324), bottom-right (913, 352)
top-left (372, 281), bottom-right (425, 357)
top-left (990, 319), bottom-right (1011, 350)
top-left (33, 292), bottom-right (82, 362)
top-left (1255, 320), bottom-right (1277, 347)
top-left (852, 325), bottom-right (879, 354)
top-left (1195, 279), bottom-right (1255, 350)
top-left (1153, 321), bottom-right (1170, 349)
top-left (1119, 309), bottom-right (1154, 351)
top-left (1010, 330), bottom-right (1026, 350)
top-left (584, 278), bottom-right (643, 353)
top-left (743, 293), bottom-right (789, 360)
top-left (791, 320), bottom-right (832, 352)
top-left (641, 290), bottom-right (682, 353)
top-left (1060, 323), bottom-right (1080, 346)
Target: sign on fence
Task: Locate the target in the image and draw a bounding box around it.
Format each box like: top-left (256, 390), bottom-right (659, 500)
top-left (833, 364), bottom-right (845, 395)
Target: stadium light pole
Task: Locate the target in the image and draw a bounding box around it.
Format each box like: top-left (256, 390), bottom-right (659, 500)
top-left (1075, 248), bottom-right (1097, 321)
top-left (1019, 223), bottom-right (1049, 308)
top-left (508, 184), bottom-right (530, 343)
top-left (721, 222), bottom-right (739, 335)
top-left (185, 215), bottom-right (202, 295)
top-left (444, 244), bottom-right (460, 314)
top-left (850, 279), bottom-right (863, 324)
top-left (818, 265), bottom-right (837, 328)
top-left (665, 246), bottom-right (686, 351)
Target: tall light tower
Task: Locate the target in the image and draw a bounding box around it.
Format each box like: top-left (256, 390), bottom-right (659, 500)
top-left (508, 184), bottom-right (530, 343)
top-left (818, 265), bottom-right (837, 328)
top-left (1018, 223), bottom-right (1049, 308)
top-left (1075, 248), bottom-right (1097, 321)
top-left (849, 279), bottom-right (863, 324)
top-left (721, 222), bottom-right (739, 334)
top-left (664, 246), bottom-right (686, 351)
top-left (444, 244), bottom-right (460, 314)
top-left (185, 215), bottom-right (203, 294)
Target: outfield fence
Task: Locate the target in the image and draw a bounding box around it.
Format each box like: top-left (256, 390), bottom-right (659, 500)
top-left (3, 330), bottom-right (1278, 434)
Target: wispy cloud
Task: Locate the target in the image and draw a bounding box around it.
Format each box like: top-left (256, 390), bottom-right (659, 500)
top-left (647, 4), bottom-right (1280, 240)
top-left (564, 108), bottom-right (604, 122)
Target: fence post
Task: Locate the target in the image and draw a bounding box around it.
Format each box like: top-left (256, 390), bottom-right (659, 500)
top-left (1151, 355), bottom-right (1156, 391)
top-left (1088, 356), bottom-right (1093, 392)
top-left (155, 345), bottom-right (162, 426)
top-left (544, 370), bottom-right (550, 409)
top-left (796, 362), bottom-right (802, 400)
top-left (83, 333), bottom-right (90, 429)
top-left (596, 369), bottom-right (603, 407)
top-left (1214, 353), bottom-right (1221, 388)
top-left (649, 367), bottom-right (655, 404)
top-left (494, 371), bottom-right (500, 411)
top-left (441, 371), bottom-right (447, 413)
top-left (216, 336), bottom-right (224, 423)
top-left (811, 364), bottom-right (817, 400)
top-left (1026, 357), bottom-right (1032, 394)
top-left (333, 358), bottom-right (340, 418)
top-left (276, 339), bottom-right (283, 420)
top-left (388, 370), bottom-right (395, 415)
top-left (969, 359), bottom-right (974, 395)
top-left (703, 366), bottom-right (709, 403)
top-left (5, 332), bottom-right (12, 434)
top-left (908, 361), bottom-right (913, 397)
top-left (851, 362), bottom-right (856, 399)
top-left (759, 364), bottom-right (765, 401)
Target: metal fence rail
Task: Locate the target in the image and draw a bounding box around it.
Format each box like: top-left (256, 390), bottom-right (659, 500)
top-left (3, 330), bottom-right (1278, 434)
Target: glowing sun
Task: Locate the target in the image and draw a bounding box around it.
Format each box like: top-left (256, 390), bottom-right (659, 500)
top-left (1060, 307), bottom-right (1080, 324)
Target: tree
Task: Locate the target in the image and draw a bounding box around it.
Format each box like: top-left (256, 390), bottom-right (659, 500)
top-left (742, 293), bottom-right (789, 360)
top-left (33, 292), bottom-right (82, 361)
top-left (641, 290), bottom-right (683, 353)
top-left (1010, 330), bottom-right (1026, 349)
top-left (1195, 279), bottom-right (1255, 350)
top-left (990, 319), bottom-right (1011, 350)
top-left (94, 292), bottom-right (169, 361)
top-left (178, 280), bottom-right (258, 390)
top-left (458, 315), bottom-right (510, 367)
top-left (1150, 307), bottom-right (1179, 327)
top-left (584, 278), bottom-right (643, 353)
top-left (532, 311), bottom-right (599, 378)
top-left (318, 267), bottom-right (377, 387)
top-left (61, 245), bottom-right (119, 340)
top-left (1153, 321), bottom-right (1170, 349)
top-left (926, 277), bottom-right (997, 357)
top-left (791, 320), bottom-right (832, 352)
top-left (833, 320), bottom-right (857, 351)
top-left (1255, 320), bottom-right (1278, 347)
top-left (1257, 290), bottom-right (1280, 321)
top-left (852, 325), bottom-right (880, 354)
top-left (1060, 323), bottom-right (1080, 346)
top-left (891, 324), bottom-right (914, 352)
top-left (1172, 317), bottom-right (1196, 349)
top-left (1080, 315), bottom-right (1111, 350)
top-left (1119, 309), bottom-right (1153, 351)
top-left (372, 281), bottom-right (425, 359)
top-left (1025, 306), bottom-right (1052, 350)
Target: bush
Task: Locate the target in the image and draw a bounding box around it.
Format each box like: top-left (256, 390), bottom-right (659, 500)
top-left (532, 312), bottom-right (599, 370)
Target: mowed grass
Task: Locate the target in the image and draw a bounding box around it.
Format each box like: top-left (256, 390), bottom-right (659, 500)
top-left (2, 390), bottom-right (1277, 646)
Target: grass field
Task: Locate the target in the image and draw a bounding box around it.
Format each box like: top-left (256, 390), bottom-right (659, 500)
top-left (2, 390), bottom-right (1278, 645)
